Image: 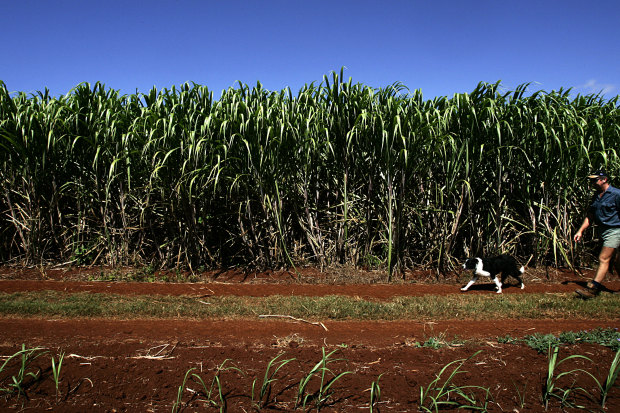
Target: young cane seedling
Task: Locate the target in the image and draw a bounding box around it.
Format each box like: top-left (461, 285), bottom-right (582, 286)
top-left (172, 359), bottom-right (243, 413)
top-left (585, 346), bottom-right (620, 408)
top-left (296, 347), bottom-right (352, 411)
top-left (0, 344), bottom-right (48, 400)
top-left (542, 343), bottom-right (595, 410)
top-left (172, 367), bottom-right (194, 413)
top-left (251, 352), bottom-right (295, 410)
top-left (369, 373), bottom-right (384, 413)
top-left (419, 350), bottom-right (491, 412)
top-left (50, 350), bottom-right (65, 401)
top-left (600, 347), bottom-right (620, 408)
top-left (511, 378), bottom-right (528, 409)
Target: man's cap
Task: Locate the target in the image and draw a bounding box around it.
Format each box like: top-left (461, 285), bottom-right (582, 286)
top-left (587, 169), bottom-right (608, 179)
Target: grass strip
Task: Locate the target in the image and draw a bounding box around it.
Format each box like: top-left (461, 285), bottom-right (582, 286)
top-left (0, 291), bottom-right (620, 320)
top-left (0, 291), bottom-right (618, 320)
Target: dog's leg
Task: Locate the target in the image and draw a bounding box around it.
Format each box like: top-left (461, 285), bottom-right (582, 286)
top-left (493, 277), bottom-right (502, 293)
top-left (513, 266), bottom-right (525, 289)
top-left (514, 273), bottom-right (525, 289)
top-left (461, 276), bottom-right (478, 291)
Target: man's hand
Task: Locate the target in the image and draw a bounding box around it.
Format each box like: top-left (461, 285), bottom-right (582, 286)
top-left (574, 231), bottom-right (583, 242)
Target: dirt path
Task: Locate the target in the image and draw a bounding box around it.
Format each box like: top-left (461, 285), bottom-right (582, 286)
top-left (2, 277), bottom-right (619, 298)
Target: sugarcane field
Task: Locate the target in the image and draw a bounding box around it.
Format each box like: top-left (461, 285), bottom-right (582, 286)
top-left (1, 75), bottom-right (620, 412)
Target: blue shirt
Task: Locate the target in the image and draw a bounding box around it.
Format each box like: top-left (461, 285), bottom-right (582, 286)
top-left (589, 185), bottom-right (620, 227)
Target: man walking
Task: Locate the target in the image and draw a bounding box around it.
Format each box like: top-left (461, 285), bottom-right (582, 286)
top-left (573, 170), bottom-right (620, 299)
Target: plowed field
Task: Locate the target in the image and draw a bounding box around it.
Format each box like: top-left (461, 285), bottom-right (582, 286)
top-left (1, 266), bottom-right (619, 412)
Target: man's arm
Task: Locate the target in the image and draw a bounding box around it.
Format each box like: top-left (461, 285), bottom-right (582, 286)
top-left (574, 214), bottom-right (593, 242)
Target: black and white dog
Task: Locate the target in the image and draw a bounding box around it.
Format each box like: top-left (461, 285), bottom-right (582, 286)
top-left (461, 254), bottom-right (525, 294)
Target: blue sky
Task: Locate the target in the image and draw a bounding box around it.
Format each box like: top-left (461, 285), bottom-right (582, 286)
top-left (2, 0), bottom-right (619, 100)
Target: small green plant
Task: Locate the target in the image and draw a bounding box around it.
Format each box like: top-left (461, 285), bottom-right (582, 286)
top-left (251, 352), bottom-right (295, 410)
top-left (558, 331), bottom-right (579, 345)
top-left (524, 333), bottom-right (560, 354)
top-left (369, 373), bottom-right (384, 413)
top-left (172, 359), bottom-right (243, 413)
top-left (422, 336), bottom-right (445, 349)
top-left (296, 347), bottom-right (352, 411)
top-left (497, 334), bottom-right (520, 344)
top-left (172, 367), bottom-right (194, 413)
top-left (50, 350), bottom-right (65, 401)
top-left (586, 346), bottom-right (620, 408)
top-left (521, 328), bottom-right (620, 352)
top-left (128, 264), bottom-right (158, 282)
top-left (419, 350), bottom-right (490, 412)
top-left (541, 344), bottom-right (594, 410)
top-left (417, 332), bottom-right (465, 349)
top-left (579, 328), bottom-right (620, 349)
top-left (511, 378), bottom-right (527, 409)
top-left (363, 254), bottom-right (383, 269)
top-left (600, 347), bottom-right (620, 408)
top-left (0, 344), bottom-right (47, 400)
top-left (71, 243), bottom-right (95, 266)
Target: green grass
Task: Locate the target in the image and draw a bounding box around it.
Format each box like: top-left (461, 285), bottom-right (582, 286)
top-left (0, 291), bottom-right (618, 320)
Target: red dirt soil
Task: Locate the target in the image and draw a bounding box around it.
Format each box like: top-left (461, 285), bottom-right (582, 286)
top-left (1, 266), bottom-right (619, 412)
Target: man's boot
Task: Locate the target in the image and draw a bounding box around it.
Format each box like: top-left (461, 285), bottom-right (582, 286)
top-left (575, 280), bottom-right (602, 299)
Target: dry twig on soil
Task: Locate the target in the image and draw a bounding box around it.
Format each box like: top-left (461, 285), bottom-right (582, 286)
top-left (259, 314), bottom-right (328, 331)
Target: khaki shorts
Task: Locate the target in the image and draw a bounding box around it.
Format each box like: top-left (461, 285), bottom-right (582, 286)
top-left (599, 227), bottom-right (620, 249)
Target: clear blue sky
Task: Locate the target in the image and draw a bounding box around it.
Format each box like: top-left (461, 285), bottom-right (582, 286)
top-left (2, 0), bottom-right (619, 100)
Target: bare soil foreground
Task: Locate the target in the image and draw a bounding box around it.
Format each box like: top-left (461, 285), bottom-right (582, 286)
top-left (1, 266), bottom-right (619, 412)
